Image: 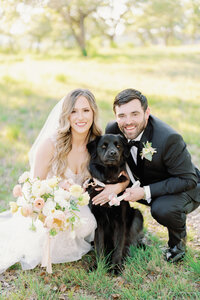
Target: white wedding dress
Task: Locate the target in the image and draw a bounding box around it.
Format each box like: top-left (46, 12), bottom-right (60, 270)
top-left (0, 168), bottom-right (97, 274)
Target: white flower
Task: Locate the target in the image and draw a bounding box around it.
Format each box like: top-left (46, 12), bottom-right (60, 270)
top-left (53, 210), bottom-right (66, 223)
top-left (54, 188), bottom-right (70, 201)
top-left (140, 141), bottom-right (157, 161)
top-left (54, 188), bottom-right (71, 209)
top-left (9, 202), bottom-right (18, 213)
top-left (17, 196), bottom-right (27, 206)
top-left (42, 199), bottom-right (56, 216)
top-left (22, 181), bottom-right (33, 202)
top-left (78, 192), bottom-right (90, 206)
top-left (46, 176), bottom-right (60, 188)
top-left (69, 184), bottom-right (84, 198)
top-left (32, 180), bottom-right (52, 197)
top-left (18, 171), bottom-right (30, 183)
top-left (44, 215), bottom-right (54, 229)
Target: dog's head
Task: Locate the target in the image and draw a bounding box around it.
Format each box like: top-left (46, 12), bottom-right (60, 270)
top-left (87, 134), bottom-right (130, 166)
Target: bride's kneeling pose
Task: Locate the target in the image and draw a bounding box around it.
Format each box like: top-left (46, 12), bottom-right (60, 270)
top-left (0, 88), bottom-right (102, 273)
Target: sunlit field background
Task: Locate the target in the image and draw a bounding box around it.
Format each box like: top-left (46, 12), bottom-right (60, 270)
top-left (1, 45), bottom-right (199, 209)
top-left (0, 45), bottom-right (200, 299)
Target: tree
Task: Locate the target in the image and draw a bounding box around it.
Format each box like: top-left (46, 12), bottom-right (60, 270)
top-left (129, 0), bottom-right (184, 46)
top-left (94, 0), bottom-right (132, 47)
top-left (27, 14), bottom-right (52, 52)
top-left (184, 0), bottom-right (200, 42)
top-left (47, 0), bottom-right (103, 56)
top-left (0, 0), bottom-right (21, 51)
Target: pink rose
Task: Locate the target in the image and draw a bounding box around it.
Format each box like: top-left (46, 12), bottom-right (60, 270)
top-left (13, 185), bottom-right (22, 197)
top-left (34, 197), bottom-right (45, 211)
top-left (59, 179), bottom-right (74, 191)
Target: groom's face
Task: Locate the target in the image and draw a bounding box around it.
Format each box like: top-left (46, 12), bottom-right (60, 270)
top-left (115, 99), bottom-right (150, 140)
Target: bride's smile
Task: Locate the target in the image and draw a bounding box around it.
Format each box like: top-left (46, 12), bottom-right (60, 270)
top-left (69, 96), bottom-right (93, 135)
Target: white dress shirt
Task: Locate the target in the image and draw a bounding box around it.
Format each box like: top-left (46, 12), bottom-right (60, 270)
top-left (126, 132), bottom-right (152, 203)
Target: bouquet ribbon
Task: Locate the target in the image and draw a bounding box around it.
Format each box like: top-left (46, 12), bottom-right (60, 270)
top-left (41, 231), bottom-right (52, 274)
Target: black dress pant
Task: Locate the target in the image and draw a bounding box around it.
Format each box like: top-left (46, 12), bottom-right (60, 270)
top-left (150, 192), bottom-right (199, 247)
top-left (138, 185), bottom-right (200, 247)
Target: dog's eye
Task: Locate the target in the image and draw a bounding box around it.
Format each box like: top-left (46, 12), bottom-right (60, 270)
top-left (114, 143), bottom-right (121, 149)
top-left (102, 145), bottom-right (107, 149)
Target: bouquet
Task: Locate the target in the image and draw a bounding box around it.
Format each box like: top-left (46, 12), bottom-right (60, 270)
top-left (10, 171), bottom-right (90, 272)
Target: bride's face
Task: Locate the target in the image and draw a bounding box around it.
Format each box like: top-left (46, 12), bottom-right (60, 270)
top-left (69, 96), bottom-right (93, 135)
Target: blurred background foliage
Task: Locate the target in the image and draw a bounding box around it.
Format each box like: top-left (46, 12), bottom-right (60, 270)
top-left (0, 0), bottom-right (200, 56)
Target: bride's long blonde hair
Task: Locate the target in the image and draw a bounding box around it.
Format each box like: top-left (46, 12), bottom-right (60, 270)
top-left (51, 88), bottom-right (102, 178)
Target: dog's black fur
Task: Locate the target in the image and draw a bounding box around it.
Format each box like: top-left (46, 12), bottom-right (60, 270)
top-left (87, 134), bottom-right (144, 272)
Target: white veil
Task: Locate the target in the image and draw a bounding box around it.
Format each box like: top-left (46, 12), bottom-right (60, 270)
top-left (28, 96), bottom-right (65, 176)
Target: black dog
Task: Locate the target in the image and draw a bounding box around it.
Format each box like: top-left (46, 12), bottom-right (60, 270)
top-left (86, 134), bottom-right (144, 272)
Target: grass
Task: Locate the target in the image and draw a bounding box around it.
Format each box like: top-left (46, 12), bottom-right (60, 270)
top-left (0, 45), bottom-right (200, 299)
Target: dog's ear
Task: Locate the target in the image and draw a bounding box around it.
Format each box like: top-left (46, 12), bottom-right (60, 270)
top-left (118, 134), bottom-right (130, 158)
top-left (87, 136), bottom-right (102, 159)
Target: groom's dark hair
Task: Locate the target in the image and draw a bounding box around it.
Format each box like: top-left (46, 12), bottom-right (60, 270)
top-left (113, 88), bottom-right (148, 112)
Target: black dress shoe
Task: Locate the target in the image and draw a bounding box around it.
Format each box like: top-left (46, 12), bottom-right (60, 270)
top-left (165, 240), bottom-right (186, 263)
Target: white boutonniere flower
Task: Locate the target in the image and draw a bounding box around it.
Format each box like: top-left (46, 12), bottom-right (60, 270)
top-left (140, 141), bottom-right (157, 161)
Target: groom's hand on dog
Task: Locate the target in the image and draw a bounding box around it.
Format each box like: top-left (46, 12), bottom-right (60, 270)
top-left (124, 187), bottom-right (145, 202)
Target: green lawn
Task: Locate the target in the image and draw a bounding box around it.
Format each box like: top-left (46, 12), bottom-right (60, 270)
top-left (0, 45), bottom-right (200, 299)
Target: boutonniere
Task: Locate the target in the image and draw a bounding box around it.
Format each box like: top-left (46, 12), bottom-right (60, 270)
top-left (140, 141), bottom-right (157, 161)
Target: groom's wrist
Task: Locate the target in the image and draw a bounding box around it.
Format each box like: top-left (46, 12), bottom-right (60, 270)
top-left (143, 186), bottom-right (151, 203)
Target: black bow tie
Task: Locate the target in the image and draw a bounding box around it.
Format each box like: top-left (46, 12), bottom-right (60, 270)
top-left (128, 140), bottom-right (141, 148)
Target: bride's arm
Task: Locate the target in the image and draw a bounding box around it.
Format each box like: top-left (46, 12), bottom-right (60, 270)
top-left (33, 138), bottom-right (54, 180)
top-left (91, 173), bottom-right (130, 206)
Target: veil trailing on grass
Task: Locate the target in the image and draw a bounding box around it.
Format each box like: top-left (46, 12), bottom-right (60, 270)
top-left (28, 96), bottom-right (65, 176)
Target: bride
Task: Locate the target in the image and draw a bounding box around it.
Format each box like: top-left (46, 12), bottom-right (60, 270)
top-left (0, 88), bottom-right (102, 273)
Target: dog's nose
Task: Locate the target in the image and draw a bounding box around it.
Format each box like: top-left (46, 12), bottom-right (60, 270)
top-left (109, 150), bottom-right (117, 156)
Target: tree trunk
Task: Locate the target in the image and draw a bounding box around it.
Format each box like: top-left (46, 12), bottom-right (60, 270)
top-left (78, 14), bottom-right (87, 56)
top-left (64, 11), bottom-right (87, 56)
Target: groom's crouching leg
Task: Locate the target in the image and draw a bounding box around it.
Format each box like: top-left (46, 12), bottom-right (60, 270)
top-left (150, 193), bottom-right (198, 262)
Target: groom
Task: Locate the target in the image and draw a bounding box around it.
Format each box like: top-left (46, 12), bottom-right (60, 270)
top-left (106, 88), bottom-right (200, 262)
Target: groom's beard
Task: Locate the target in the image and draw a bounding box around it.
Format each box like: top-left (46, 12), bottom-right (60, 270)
top-left (118, 116), bottom-right (147, 140)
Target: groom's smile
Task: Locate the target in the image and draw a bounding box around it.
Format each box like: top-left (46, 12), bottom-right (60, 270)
top-left (115, 99), bottom-right (150, 140)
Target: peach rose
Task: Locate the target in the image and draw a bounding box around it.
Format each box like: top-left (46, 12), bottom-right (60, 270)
top-left (34, 197), bottom-right (45, 211)
top-left (13, 184), bottom-right (22, 197)
top-left (21, 204), bottom-right (33, 217)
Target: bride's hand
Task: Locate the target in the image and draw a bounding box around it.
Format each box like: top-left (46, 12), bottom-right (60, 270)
top-left (92, 183), bottom-right (124, 206)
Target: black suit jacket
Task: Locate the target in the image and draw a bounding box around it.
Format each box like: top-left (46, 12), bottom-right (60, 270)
top-left (106, 115), bottom-right (200, 202)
